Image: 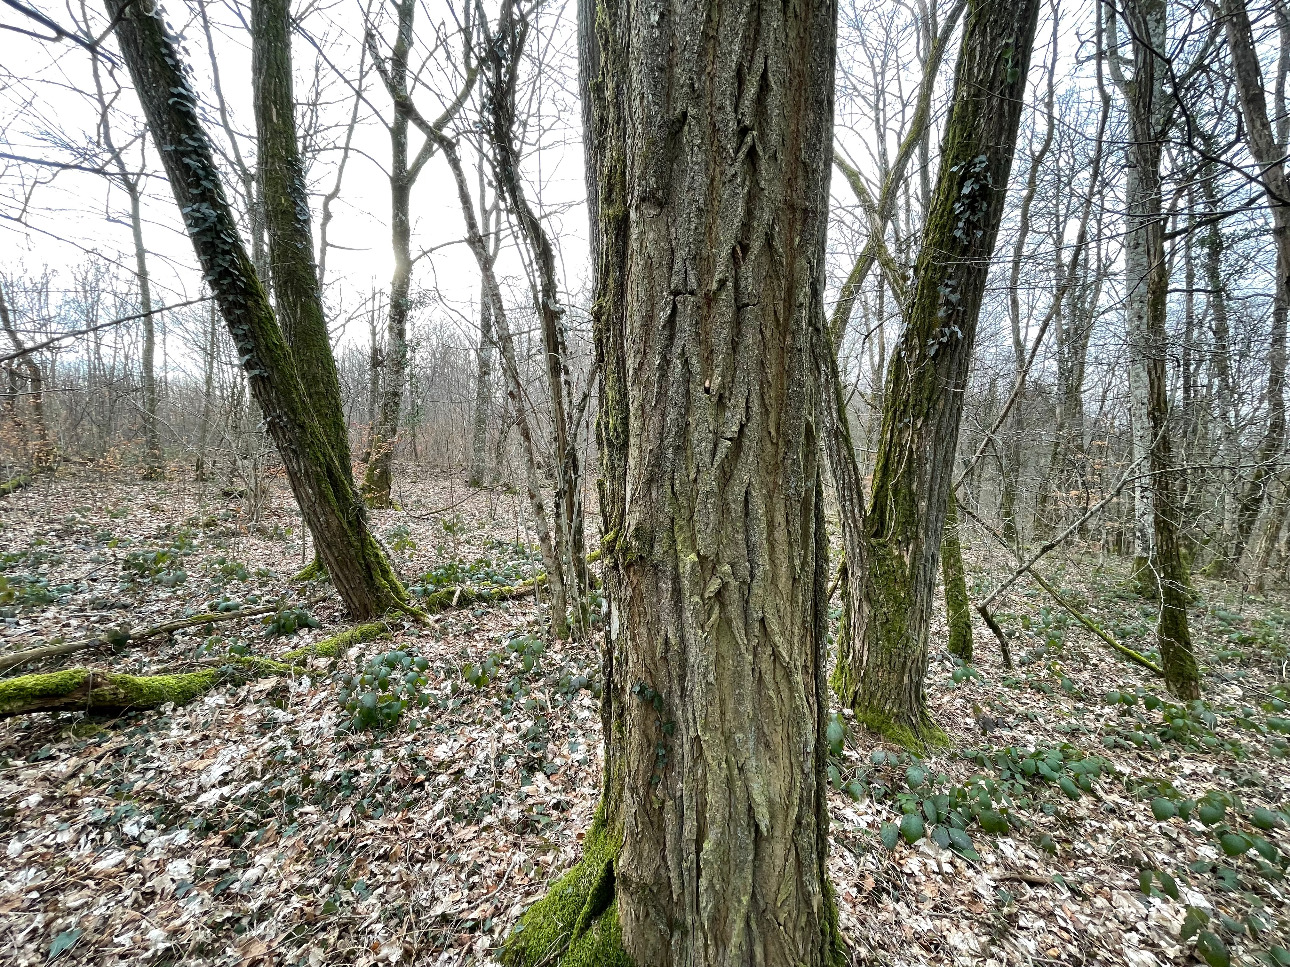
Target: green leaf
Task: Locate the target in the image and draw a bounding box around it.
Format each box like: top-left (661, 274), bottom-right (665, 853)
top-left (1195, 930), bottom-right (1230, 967)
top-left (922, 798), bottom-right (939, 825)
top-left (1157, 869), bottom-right (1180, 900)
top-left (899, 813), bottom-right (926, 844)
top-left (1058, 776), bottom-right (1081, 800)
top-left (1181, 906), bottom-right (1210, 941)
top-left (826, 714), bottom-right (846, 757)
top-left (1251, 808), bottom-right (1284, 831)
top-left (947, 827), bottom-right (980, 859)
top-left (1151, 797), bottom-right (1178, 821)
top-left (932, 826), bottom-right (951, 849)
top-left (1138, 868), bottom-right (1154, 895)
top-left (1219, 833), bottom-right (1250, 857)
top-left (979, 809), bottom-right (1009, 835)
top-left (1199, 802), bottom-right (1226, 826)
top-left (879, 823), bottom-right (899, 850)
top-left (1249, 836), bottom-right (1279, 863)
top-left (49, 928), bottom-right (82, 960)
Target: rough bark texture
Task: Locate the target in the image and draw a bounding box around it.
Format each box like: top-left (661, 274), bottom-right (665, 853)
top-left (105, 0), bottom-right (408, 621)
top-left (506, 0), bottom-right (844, 960)
top-left (253, 0), bottom-right (354, 472)
top-left (828, 0), bottom-right (1041, 749)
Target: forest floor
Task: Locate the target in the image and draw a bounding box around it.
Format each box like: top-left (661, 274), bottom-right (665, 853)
top-left (0, 468), bottom-right (1287, 967)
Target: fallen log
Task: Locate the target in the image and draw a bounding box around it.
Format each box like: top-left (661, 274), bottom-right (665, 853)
top-left (0, 596), bottom-right (333, 675)
top-left (0, 666), bottom-right (229, 718)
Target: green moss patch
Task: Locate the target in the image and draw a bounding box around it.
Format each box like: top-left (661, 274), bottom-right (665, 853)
top-left (501, 807), bottom-right (628, 967)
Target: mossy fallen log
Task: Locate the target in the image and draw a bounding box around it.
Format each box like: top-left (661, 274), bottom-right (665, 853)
top-left (0, 474), bottom-right (34, 497)
top-left (282, 621), bottom-right (391, 661)
top-left (0, 667), bottom-right (227, 718)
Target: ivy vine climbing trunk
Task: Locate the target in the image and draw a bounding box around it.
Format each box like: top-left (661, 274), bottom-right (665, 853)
top-left (503, 0), bottom-right (842, 959)
top-left (826, 0), bottom-right (1041, 750)
top-left (105, 0), bottom-right (408, 621)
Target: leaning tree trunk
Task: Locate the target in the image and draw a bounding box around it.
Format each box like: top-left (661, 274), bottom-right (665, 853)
top-left (503, 0), bottom-right (841, 960)
top-left (828, 0), bottom-right (1041, 750)
top-left (106, 0), bottom-right (408, 621)
top-left (1120, 0), bottom-right (1199, 699)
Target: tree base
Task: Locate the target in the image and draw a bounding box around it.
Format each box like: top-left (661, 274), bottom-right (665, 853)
top-left (854, 708), bottom-right (950, 756)
top-left (501, 806), bottom-right (629, 967)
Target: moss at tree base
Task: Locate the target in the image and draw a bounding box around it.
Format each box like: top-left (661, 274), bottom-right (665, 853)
top-left (294, 557), bottom-right (328, 582)
top-left (500, 805), bottom-right (629, 967)
top-left (854, 708), bottom-right (950, 756)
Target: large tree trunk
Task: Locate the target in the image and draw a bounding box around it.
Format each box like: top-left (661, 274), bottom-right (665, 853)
top-left (827, 0), bottom-right (1041, 750)
top-left (106, 0), bottom-right (408, 621)
top-left (1116, 0), bottom-right (1200, 699)
top-left (503, 0), bottom-right (842, 960)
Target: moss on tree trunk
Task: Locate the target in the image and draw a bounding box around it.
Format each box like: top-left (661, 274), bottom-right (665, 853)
top-left (105, 0), bottom-right (408, 621)
top-left (826, 0), bottom-right (1042, 749)
top-left (504, 0), bottom-right (846, 961)
top-left (942, 492), bottom-right (973, 662)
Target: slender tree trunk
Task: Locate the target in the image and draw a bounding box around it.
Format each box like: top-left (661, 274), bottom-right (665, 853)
top-left (827, 0), bottom-right (1042, 750)
top-left (1224, 0), bottom-right (1290, 562)
top-left (125, 179), bottom-right (162, 480)
top-left (1201, 175), bottom-right (1240, 575)
top-left (0, 286), bottom-right (52, 469)
top-left (252, 0), bottom-right (353, 472)
top-left (486, 2), bottom-right (587, 631)
top-left (503, 0), bottom-right (843, 960)
top-left (942, 491), bottom-right (973, 661)
top-left (363, 0), bottom-right (418, 508)
top-left (106, 0), bottom-right (408, 620)
top-left (469, 273), bottom-right (494, 488)
top-left (1116, 0), bottom-right (1199, 698)
top-left (195, 301), bottom-right (217, 480)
